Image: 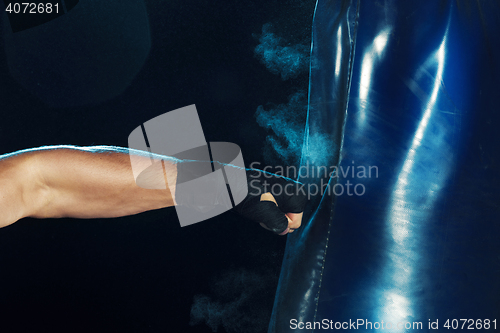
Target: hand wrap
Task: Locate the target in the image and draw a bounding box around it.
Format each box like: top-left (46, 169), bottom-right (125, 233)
top-left (233, 169), bottom-right (307, 235)
top-left (174, 161), bottom-right (307, 234)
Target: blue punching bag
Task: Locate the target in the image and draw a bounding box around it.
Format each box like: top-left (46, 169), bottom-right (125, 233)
top-left (270, 0), bottom-right (500, 332)
top-left (2, 0), bottom-right (151, 107)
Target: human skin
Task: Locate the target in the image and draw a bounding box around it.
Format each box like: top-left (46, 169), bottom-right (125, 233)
top-left (0, 145), bottom-right (302, 232)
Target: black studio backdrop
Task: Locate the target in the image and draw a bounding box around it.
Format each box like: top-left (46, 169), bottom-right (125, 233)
top-left (0, 1), bottom-right (314, 332)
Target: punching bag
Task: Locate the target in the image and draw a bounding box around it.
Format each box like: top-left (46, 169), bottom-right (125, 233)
top-left (2, 0), bottom-right (151, 107)
top-left (270, 0), bottom-right (500, 332)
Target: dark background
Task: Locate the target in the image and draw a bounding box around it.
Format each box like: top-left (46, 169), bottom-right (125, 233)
top-left (0, 0), bottom-right (315, 332)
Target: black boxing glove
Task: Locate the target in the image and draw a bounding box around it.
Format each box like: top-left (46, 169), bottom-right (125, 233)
top-left (233, 169), bottom-right (308, 235)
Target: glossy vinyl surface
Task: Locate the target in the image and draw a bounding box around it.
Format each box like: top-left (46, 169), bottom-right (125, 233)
top-left (270, 1), bottom-right (500, 332)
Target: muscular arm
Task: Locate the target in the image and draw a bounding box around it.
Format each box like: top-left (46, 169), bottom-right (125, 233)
top-left (0, 146), bottom-right (177, 228)
top-left (0, 145), bottom-right (303, 233)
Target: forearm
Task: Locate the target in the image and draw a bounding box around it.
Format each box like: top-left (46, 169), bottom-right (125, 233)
top-left (0, 146), bottom-right (177, 227)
